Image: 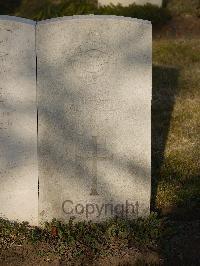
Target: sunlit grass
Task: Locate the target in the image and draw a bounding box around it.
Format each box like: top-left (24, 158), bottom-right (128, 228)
top-left (167, 0), bottom-right (200, 16)
top-left (153, 38), bottom-right (200, 209)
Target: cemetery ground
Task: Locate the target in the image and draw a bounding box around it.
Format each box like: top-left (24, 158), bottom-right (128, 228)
top-left (1, 3), bottom-right (200, 266)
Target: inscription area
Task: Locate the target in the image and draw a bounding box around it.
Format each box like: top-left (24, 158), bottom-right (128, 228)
top-left (72, 48), bottom-right (108, 76)
top-left (68, 34), bottom-right (113, 83)
top-left (0, 27), bottom-right (11, 59)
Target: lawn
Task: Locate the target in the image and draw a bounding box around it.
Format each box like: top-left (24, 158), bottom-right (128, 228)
top-left (153, 38), bottom-right (200, 211)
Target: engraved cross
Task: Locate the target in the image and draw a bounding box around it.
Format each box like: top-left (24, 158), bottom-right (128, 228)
top-left (76, 136), bottom-right (112, 196)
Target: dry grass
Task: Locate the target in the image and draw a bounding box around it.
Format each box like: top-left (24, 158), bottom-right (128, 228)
top-left (166, 0), bottom-right (200, 16)
top-left (153, 38), bottom-right (200, 209)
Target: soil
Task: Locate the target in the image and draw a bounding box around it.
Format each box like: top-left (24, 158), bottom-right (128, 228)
top-left (0, 243), bottom-right (162, 265)
top-left (1, 219), bottom-right (200, 265)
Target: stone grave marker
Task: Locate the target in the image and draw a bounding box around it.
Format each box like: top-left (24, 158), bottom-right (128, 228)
top-left (0, 16), bottom-right (38, 225)
top-left (37, 16), bottom-right (152, 223)
top-left (98, 0), bottom-right (163, 7)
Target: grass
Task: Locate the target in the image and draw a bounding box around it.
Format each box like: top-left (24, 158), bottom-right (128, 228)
top-left (166, 0), bottom-right (200, 16)
top-left (153, 38), bottom-right (200, 210)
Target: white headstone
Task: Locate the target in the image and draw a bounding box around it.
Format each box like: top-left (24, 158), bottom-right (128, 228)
top-left (98, 0), bottom-right (162, 7)
top-left (0, 16), bottom-right (38, 225)
top-left (37, 16), bottom-right (152, 223)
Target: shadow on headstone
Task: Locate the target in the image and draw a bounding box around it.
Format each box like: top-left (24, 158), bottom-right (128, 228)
top-left (37, 18), bottom-right (152, 222)
top-left (151, 65), bottom-right (180, 210)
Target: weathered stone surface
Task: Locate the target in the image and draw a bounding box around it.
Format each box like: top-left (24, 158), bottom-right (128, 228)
top-left (98, 0), bottom-right (162, 7)
top-left (0, 16), bottom-right (38, 225)
top-left (37, 16), bottom-right (152, 223)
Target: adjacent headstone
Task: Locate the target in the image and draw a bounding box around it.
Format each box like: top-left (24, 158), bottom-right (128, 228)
top-left (0, 16), bottom-right (38, 225)
top-left (98, 0), bottom-right (163, 7)
top-left (37, 16), bottom-right (152, 223)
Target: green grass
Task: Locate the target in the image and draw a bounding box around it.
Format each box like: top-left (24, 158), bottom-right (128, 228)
top-left (13, 0), bottom-right (171, 24)
top-left (154, 40), bottom-right (200, 66)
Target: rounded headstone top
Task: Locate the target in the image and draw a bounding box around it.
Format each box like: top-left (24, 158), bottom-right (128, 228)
top-left (0, 15), bottom-right (151, 26)
top-left (38, 15), bottom-right (152, 25)
top-left (0, 15), bottom-right (36, 25)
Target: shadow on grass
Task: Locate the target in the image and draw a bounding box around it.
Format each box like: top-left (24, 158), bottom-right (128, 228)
top-left (0, 0), bottom-right (21, 15)
top-left (151, 65), bottom-right (200, 265)
top-left (151, 65), bottom-right (180, 210)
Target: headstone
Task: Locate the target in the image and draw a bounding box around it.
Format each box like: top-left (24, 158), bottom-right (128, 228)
top-left (98, 0), bottom-right (163, 7)
top-left (0, 16), bottom-right (38, 225)
top-left (37, 16), bottom-right (152, 223)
